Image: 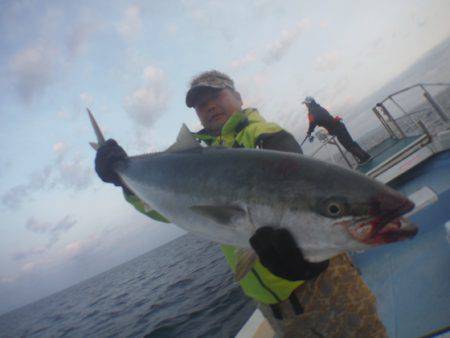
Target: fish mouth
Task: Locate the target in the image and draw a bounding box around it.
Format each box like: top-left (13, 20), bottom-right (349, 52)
top-left (345, 199), bottom-right (418, 245)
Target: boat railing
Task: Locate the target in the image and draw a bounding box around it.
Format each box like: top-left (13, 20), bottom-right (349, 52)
top-left (310, 83), bottom-right (450, 170)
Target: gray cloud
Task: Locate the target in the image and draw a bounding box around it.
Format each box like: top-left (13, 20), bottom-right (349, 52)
top-left (13, 215), bottom-right (77, 261)
top-left (1, 165), bottom-right (53, 209)
top-left (263, 20), bottom-right (310, 64)
top-left (58, 155), bottom-right (92, 190)
top-left (1, 184), bottom-right (31, 209)
top-left (9, 45), bottom-right (59, 104)
top-left (1, 147), bottom-right (92, 209)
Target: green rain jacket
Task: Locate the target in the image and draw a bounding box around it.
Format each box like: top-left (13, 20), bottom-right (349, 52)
top-left (124, 108), bottom-right (304, 304)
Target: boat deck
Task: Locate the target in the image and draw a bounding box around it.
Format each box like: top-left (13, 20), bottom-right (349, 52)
top-left (351, 151), bottom-right (450, 338)
top-left (357, 136), bottom-right (424, 174)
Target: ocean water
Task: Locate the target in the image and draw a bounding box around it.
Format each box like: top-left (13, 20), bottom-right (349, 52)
top-left (0, 234), bottom-right (255, 337)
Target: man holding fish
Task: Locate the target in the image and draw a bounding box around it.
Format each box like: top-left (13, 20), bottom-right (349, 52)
top-left (93, 70), bottom-right (417, 337)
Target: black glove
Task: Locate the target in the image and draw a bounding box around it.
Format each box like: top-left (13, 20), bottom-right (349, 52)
top-left (308, 135), bottom-right (314, 143)
top-left (95, 139), bottom-right (127, 187)
top-left (249, 227), bottom-right (329, 281)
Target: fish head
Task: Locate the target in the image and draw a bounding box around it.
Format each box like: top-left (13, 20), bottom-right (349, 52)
top-left (305, 169), bottom-right (418, 250)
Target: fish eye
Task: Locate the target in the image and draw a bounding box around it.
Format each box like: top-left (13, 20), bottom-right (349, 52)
top-left (322, 199), bottom-right (347, 218)
top-left (328, 203), bottom-right (341, 215)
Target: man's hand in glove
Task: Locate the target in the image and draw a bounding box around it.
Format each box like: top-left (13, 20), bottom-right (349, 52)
top-left (249, 226), bottom-right (328, 281)
top-left (95, 139), bottom-right (127, 187)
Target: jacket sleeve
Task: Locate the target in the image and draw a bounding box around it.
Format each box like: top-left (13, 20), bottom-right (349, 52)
top-left (307, 113), bottom-right (317, 135)
top-left (123, 189), bottom-right (171, 223)
top-left (257, 130), bottom-right (303, 154)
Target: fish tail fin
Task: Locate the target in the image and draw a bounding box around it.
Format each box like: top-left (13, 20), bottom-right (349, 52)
top-left (87, 108), bottom-right (106, 150)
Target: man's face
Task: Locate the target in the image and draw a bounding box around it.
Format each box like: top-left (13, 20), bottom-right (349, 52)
top-left (194, 88), bottom-right (242, 133)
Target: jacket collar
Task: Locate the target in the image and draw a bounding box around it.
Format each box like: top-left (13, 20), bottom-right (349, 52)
top-left (194, 108), bottom-right (257, 139)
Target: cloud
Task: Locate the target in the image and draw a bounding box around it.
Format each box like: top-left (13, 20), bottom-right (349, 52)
top-left (1, 144), bottom-right (92, 209)
top-left (80, 92), bottom-right (94, 106)
top-left (25, 218), bottom-right (53, 234)
top-left (117, 4), bottom-right (142, 40)
top-left (58, 155), bottom-right (92, 190)
top-left (9, 45), bottom-right (59, 104)
top-left (13, 215), bottom-right (77, 261)
top-left (66, 12), bottom-right (100, 59)
top-left (53, 142), bottom-right (68, 156)
top-left (25, 215), bottom-right (76, 240)
top-left (1, 184), bottom-right (31, 209)
top-left (231, 52), bottom-right (257, 69)
top-left (12, 247), bottom-right (48, 261)
top-left (263, 19), bottom-right (311, 64)
top-left (124, 66), bottom-right (170, 127)
top-left (315, 51), bottom-right (341, 72)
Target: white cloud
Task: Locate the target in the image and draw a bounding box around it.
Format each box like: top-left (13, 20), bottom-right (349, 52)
top-left (315, 51), bottom-right (341, 72)
top-left (124, 66), bottom-right (170, 127)
top-left (263, 19), bottom-right (311, 64)
top-left (53, 142), bottom-right (68, 157)
top-left (117, 4), bottom-right (142, 40)
top-left (231, 52), bottom-right (257, 69)
top-left (143, 66), bottom-right (164, 82)
top-left (80, 92), bottom-right (94, 106)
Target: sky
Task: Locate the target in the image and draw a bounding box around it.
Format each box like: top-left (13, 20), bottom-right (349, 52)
top-left (1, 0), bottom-right (450, 314)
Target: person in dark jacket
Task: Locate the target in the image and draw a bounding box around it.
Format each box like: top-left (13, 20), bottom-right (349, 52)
top-left (303, 96), bottom-right (371, 164)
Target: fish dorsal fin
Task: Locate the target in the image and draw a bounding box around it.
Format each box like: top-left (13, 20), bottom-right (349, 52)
top-left (166, 124), bottom-right (201, 152)
top-left (235, 248), bottom-right (258, 281)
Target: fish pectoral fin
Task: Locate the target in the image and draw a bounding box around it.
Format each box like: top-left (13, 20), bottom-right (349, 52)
top-left (166, 124), bottom-right (202, 152)
top-left (235, 248), bottom-right (258, 282)
top-left (189, 205), bottom-right (246, 225)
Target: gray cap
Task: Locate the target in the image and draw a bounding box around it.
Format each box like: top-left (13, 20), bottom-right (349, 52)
top-left (302, 96), bottom-right (315, 104)
top-left (186, 70), bottom-right (235, 108)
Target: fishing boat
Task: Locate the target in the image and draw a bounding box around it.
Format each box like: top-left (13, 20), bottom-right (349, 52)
top-left (237, 83), bottom-right (450, 338)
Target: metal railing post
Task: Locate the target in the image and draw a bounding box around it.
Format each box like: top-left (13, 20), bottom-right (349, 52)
top-left (376, 103), bottom-right (406, 138)
top-left (372, 107), bottom-right (396, 139)
top-left (417, 120), bottom-right (431, 140)
top-left (329, 137), bottom-right (353, 168)
top-left (422, 89), bottom-right (449, 122)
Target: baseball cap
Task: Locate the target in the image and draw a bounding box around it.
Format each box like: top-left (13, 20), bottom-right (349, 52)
top-left (186, 70), bottom-right (235, 108)
top-left (302, 96), bottom-right (315, 104)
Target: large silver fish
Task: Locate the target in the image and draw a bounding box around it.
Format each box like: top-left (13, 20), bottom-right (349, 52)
top-left (89, 110), bottom-right (417, 277)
